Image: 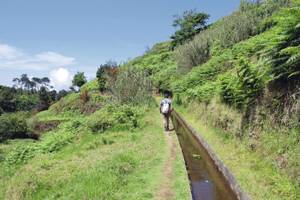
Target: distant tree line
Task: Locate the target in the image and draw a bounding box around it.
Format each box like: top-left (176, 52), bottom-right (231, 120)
top-left (0, 74), bottom-right (70, 114)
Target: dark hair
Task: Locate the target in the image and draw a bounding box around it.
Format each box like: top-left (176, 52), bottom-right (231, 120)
top-left (164, 93), bottom-right (169, 98)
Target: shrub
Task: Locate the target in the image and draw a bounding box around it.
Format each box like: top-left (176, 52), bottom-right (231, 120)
top-left (186, 82), bottom-right (217, 103)
top-left (5, 119), bottom-right (81, 165)
top-left (171, 50), bottom-right (233, 99)
top-left (110, 67), bottom-right (153, 105)
top-left (96, 61), bottom-right (118, 92)
top-left (80, 80), bottom-right (99, 92)
top-left (80, 90), bottom-right (90, 103)
top-left (0, 112), bottom-right (29, 142)
top-left (87, 105), bottom-right (139, 133)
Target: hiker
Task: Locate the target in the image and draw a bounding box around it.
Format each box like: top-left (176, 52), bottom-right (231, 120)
top-left (160, 93), bottom-right (172, 131)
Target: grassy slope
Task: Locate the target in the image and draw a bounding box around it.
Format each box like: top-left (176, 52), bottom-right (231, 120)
top-left (0, 86), bottom-right (190, 200)
top-left (175, 105), bottom-right (298, 200)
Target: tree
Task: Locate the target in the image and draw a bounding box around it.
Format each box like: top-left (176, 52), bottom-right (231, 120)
top-left (32, 77), bottom-right (42, 90)
top-left (96, 61), bottom-right (118, 92)
top-left (170, 10), bottom-right (210, 49)
top-left (96, 67), bottom-right (107, 92)
top-left (0, 86), bottom-right (17, 112)
top-left (37, 86), bottom-right (50, 111)
top-left (56, 90), bottom-right (68, 100)
top-left (41, 77), bottom-right (51, 88)
top-left (13, 75), bottom-right (52, 92)
top-left (20, 74), bottom-right (31, 90)
top-left (72, 72), bottom-right (87, 89)
top-left (12, 78), bottom-right (21, 89)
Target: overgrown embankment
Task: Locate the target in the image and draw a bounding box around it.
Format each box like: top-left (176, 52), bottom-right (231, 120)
top-left (128, 1), bottom-right (300, 199)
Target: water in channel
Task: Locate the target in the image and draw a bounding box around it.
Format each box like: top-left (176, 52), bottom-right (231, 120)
top-left (171, 112), bottom-right (238, 200)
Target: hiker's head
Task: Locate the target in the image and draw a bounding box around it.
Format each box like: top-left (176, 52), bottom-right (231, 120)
top-left (164, 93), bottom-right (169, 98)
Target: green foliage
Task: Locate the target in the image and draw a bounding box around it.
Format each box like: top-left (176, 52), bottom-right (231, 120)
top-left (219, 59), bottom-right (263, 109)
top-left (170, 10), bottom-right (209, 49)
top-left (186, 82), bottom-right (217, 103)
top-left (0, 112), bottom-right (29, 142)
top-left (172, 49), bottom-right (234, 101)
top-left (80, 79), bottom-right (99, 92)
top-left (0, 108), bottom-right (190, 200)
top-left (87, 105), bottom-right (140, 133)
top-left (97, 67), bottom-right (107, 92)
top-left (127, 42), bottom-right (177, 91)
top-left (0, 86), bottom-right (39, 113)
top-left (5, 120), bottom-right (81, 165)
top-left (96, 61), bottom-right (118, 92)
top-left (15, 94), bottom-right (39, 111)
top-left (266, 7), bottom-right (300, 85)
top-left (110, 67), bottom-right (153, 105)
top-left (174, 0), bottom-right (291, 71)
top-left (49, 92), bottom-right (106, 115)
top-left (37, 86), bottom-right (51, 111)
top-left (72, 72), bottom-right (87, 89)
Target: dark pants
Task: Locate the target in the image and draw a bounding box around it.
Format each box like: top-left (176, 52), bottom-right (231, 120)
top-left (163, 113), bottom-right (170, 131)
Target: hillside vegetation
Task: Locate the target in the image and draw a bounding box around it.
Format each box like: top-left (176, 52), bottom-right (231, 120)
top-left (128, 0), bottom-right (300, 199)
top-left (0, 75), bottom-right (190, 199)
top-left (0, 0), bottom-right (299, 199)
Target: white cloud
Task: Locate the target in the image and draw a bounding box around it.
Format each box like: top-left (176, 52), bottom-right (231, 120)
top-left (36, 52), bottom-right (75, 66)
top-left (49, 68), bottom-right (73, 90)
top-left (0, 44), bottom-right (23, 60)
top-left (0, 43), bottom-right (75, 71)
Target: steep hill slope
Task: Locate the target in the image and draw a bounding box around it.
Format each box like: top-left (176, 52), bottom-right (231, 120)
top-left (128, 1), bottom-right (300, 199)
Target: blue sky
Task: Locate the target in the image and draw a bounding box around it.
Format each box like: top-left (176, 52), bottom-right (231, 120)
top-left (0, 0), bottom-right (240, 89)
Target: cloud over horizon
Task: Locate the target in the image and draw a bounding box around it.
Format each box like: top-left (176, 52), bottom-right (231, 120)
top-left (0, 43), bottom-right (75, 71)
top-left (49, 68), bottom-right (73, 90)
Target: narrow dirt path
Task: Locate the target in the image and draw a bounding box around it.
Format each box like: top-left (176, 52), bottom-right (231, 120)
top-left (155, 125), bottom-right (177, 200)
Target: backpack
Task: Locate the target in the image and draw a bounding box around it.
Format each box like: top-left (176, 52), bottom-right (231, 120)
top-left (161, 100), bottom-right (170, 114)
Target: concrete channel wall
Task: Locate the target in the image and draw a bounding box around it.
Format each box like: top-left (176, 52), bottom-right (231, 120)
top-left (171, 110), bottom-right (251, 200)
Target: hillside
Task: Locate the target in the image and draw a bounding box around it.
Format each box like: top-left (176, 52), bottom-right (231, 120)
top-left (0, 0), bottom-right (299, 200)
top-left (127, 0), bottom-right (300, 199)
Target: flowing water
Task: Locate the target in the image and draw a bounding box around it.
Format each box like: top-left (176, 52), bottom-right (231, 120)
top-left (171, 111), bottom-right (249, 200)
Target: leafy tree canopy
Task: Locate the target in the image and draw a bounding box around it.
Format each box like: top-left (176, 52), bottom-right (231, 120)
top-left (72, 72), bottom-right (87, 89)
top-left (170, 10), bottom-right (210, 49)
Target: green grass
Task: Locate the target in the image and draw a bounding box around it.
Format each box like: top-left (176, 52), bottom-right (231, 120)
top-left (175, 105), bottom-right (299, 200)
top-left (0, 107), bottom-right (190, 200)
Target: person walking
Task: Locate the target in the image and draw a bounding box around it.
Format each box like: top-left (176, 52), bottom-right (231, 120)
top-left (160, 93), bottom-right (172, 131)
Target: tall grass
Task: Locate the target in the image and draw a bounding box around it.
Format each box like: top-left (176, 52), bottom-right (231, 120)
top-left (174, 0), bottom-right (291, 72)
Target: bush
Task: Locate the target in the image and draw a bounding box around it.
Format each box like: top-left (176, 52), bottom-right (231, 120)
top-left (0, 112), bottom-right (29, 142)
top-left (87, 105), bottom-right (140, 133)
top-left (80, 80), bottom-right (99, 92)
top-left (110, 67), bottom-right (153, 105)
top-left (80, 90), bottom-right (90, 103)
top-left (96, 62), bottom-right (118, 92)
top-left (5, 119), bottom-right (81, 165)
